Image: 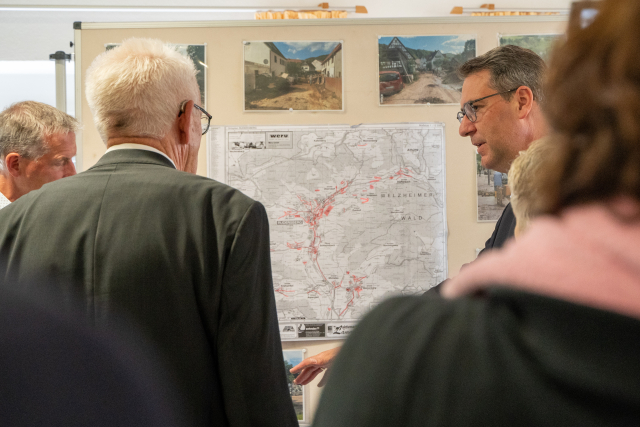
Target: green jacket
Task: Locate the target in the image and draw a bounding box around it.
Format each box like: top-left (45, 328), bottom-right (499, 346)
top-left (314, 287), bottom-right (640, 426)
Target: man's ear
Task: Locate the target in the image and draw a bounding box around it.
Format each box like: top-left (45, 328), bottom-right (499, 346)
top-left (177, 100), bottom-right (194, 146)
top-left (515, 86), bottom-right (535, 119)
top-left (4, 153), bottom-right (22, 177)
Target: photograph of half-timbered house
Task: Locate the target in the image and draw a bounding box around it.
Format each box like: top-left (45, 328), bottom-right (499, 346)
top-left (244, 41), bottom-right (343, 111)
top-left (378, 35), bottom-right (475, 105)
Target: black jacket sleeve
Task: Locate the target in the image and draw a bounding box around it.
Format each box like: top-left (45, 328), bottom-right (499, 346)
top-left (216, 201), bottom-right (298, 427)
top-left (478, 202), bottom-right (516, 256)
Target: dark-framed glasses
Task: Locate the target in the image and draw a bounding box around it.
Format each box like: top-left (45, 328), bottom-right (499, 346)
top-left (179, 100), bottom-right (212, 135)
top-left (456, 88), bottom-right (518, 123)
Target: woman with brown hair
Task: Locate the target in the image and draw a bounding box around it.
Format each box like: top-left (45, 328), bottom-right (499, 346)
top-left (312, 1), bottom-right (640, 425)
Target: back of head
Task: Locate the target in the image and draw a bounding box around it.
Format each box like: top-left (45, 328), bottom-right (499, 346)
top-left (509, 137), bottom-right (554, 230)
top-left (458, 44), bottom-right (547, 103)
top-left (85, 38), bottom-right (199, 142)
top-left (0, 101), bottom-right (78, 168)
top-left (540, 0), bottom-right (640, 214)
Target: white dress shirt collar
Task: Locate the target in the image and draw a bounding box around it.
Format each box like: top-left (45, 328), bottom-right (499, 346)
top-left (105, 143), bottom-right (176, 169)
top-left (0, 191), bottom-right (10, 209)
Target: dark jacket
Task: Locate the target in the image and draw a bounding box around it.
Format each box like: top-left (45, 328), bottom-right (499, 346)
top-left (478, 202), bottom-right (517, 256)
top-left (314, 287), bottom-right (640, 426)
top-left (0, 287), bottom-right (181, 427)
top-left (0, 149), bottom-right (297, 427)
top-left (427, 203), bottom-right (516, 294)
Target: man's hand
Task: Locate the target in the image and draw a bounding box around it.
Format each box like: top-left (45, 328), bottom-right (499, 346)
top-left (289, 347), bottom-right (340, 387)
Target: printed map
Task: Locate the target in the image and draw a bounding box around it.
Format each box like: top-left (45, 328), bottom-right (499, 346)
top-left (221, 124), bottom-right (447, 340)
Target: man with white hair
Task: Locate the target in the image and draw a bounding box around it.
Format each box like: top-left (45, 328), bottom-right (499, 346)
top-left (0, 101), bottom-right (77, 207)
top-left (0, 38), bottom-right (297, 427)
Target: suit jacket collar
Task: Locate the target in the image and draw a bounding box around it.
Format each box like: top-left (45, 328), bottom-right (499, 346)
top-left (90, 149), bottom-right (177, 170)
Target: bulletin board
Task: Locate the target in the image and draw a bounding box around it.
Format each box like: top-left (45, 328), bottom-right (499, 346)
top-left (74, 15), bottom-right (568, 423)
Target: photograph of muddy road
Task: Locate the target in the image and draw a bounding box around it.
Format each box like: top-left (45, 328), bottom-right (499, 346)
top-left (244, 41), bottom-right (343, 111)
top-left (378, 35), bottom-right (475, 105)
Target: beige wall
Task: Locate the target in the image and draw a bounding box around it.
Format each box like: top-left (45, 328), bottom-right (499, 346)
top-left (76, 16), bottom-right (567, 423)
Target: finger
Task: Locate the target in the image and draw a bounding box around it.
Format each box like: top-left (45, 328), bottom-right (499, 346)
top-left (293, 367), bottom-right (317, 385)
top-left (294, 367), bottom-right (324, 385)
top-left (294, 367), bottom-right (323, 385)
top-left (290, 358), bottom-right (318, 374)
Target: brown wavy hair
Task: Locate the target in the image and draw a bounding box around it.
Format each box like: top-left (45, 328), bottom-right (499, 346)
top-left (538, 0), bottom-right (640, 215)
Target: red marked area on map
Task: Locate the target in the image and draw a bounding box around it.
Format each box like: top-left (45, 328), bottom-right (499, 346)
top-left (396, 167), bottom-right (414, 178)
top-left (275, 287), bottom-right (295, 297)
top-left (340, 275), bottom-right (368, 316)
top-left (340, 290), bottom-right (355, 316)
top-left (280, 180), bottom-right (353, 286)
top-left (286, 241), bottom-right (306, 250)
top-left (351, 274), bottom-right (367, 284)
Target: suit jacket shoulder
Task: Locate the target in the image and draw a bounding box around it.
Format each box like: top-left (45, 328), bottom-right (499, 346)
top-left (479, 202), bottom-right (516, 256)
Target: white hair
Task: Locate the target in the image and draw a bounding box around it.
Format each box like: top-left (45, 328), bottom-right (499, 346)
top-left (85, 38), bottom-right (199, 142)
top-left (509, 137), bottom-right (553, 231)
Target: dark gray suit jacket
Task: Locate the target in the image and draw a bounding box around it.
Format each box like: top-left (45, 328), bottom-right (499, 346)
top-left (0, 149), bottom-right (297, 427)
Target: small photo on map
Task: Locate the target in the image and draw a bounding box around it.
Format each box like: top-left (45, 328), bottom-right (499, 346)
top-left (244, 41), bottom-right (343, 111)
top-left (499, 34), bottom-right (561, 62)
top-left (378, 35), bottom-right (475, 105)
top-left (476, 153), bottom-right (510, 222)
top-left (283, 350), bottom-right (305, 422)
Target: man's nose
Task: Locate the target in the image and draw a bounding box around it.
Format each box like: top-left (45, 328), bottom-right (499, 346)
top-left (458, 115), bottom-right (476, 137)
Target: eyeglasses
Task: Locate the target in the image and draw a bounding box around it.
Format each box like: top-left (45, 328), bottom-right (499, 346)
top-left (179, 100), bottom-right (212, 135)
top-left (456, 88), bottom-right (518, 123)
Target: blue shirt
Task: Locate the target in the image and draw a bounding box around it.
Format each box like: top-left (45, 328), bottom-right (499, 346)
top-left (494, 171), bottom-right (503, 187)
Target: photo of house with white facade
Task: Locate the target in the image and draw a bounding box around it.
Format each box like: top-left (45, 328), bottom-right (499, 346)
top-left (244, 41), bottom-right (343, 111)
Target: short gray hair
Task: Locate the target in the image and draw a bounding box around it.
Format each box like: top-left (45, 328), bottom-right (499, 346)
top-left (458, 45), bottom-right (546, 103)
top-left (0, 101), bottom-right (79, 166)
top-left (85, 38), bottom-right (199, 142)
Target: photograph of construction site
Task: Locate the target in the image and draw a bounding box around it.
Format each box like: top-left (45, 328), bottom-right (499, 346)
top-left (243, 41), bottom-right (343, 111)
top-left (378, 35), bottom-right (475, 105)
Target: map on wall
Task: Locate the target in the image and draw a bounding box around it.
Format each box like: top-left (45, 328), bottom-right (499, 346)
top-left (208, 123), bottom-right (448, 340)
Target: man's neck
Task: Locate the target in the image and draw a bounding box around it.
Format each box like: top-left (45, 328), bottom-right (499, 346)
top-left (0, 174), bottom-right (22, 202)
top-left (107, 136), bottom-right (186, 171)
top-left (107, 136), bottom-right (166, 153)
top-left (525, 104), bottom-right (550, 146)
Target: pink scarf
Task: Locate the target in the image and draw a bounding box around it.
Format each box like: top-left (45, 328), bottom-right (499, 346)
top-left (442, 199), bottom-right (640, 320)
